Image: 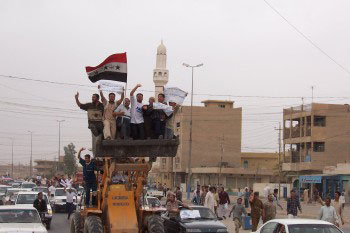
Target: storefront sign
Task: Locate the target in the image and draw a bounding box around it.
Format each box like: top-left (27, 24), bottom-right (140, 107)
top-left (299, 175), bottom-right (322, 183)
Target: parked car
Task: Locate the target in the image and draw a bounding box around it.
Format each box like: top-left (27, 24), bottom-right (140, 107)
top-left (14, 191), bottom-right (53, 229)
top-left (162, 206), bottom-right (228, 233)
top-left (0, 185), bottom-right (10, 205)
top-left (32, 186), bottom-right (49, 195)
top-left (146, 187), bottom-right (164, 199)
top-left (0, 205), bottom-right (47, 233)
top-left (253, 219), bottom-right (343, 233)
top-left (51, 188), bottom-right (77, 213)
top-left (21, 182), bottom-right (37, 191)
top-left (11, 183), bottom-right (21, 188)
top-left (3, 188), bottom-right (29, 205)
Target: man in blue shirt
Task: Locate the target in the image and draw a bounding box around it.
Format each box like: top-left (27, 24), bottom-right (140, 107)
top-left (78, 147), bottom-right (98, 207)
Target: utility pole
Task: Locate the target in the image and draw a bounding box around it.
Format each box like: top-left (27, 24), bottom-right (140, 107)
top-left (28, 131), bottom-right (33, 178)
top-left (183, 62), bottom-right (203, 200)
top-left (11, 138), bottom-right (14, 178)
top-left (218, 134), bottom-right (224, 186)
top-left (275, 123), bottom-right (282, 199)
top-left (57, 120), bottom-right (65, 173)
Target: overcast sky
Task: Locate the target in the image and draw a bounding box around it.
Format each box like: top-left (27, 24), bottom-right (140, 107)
top-left (1, 0), bottom-right (350, 166)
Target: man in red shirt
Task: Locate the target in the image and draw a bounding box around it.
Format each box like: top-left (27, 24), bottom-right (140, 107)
top-left (218, 187), bottom-right (231, 219)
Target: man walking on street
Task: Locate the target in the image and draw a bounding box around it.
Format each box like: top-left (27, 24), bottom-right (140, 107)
top-left (175, 187), bottom-right (182, 202)
top-left (319, 197), bottom-right (339, 225)
top-left (243, 187), bottom-right (250, 208)
top-left (287, 189), bottom-right (302, 219)
top-left (249, 192), bottom-right (264, 232)
top-left (205, 187), bottom-right (216, 213)
top-left (229, 197), bottom-right (247, 233)
top-left (218, 187), bottom-right (230, 219)
top-left (273, 188), bottom-right (283, 210)
top-left (64, 186), bottom-right (76, 220)
top-left (333, 191), bottom-right (344, 227)
top-left (99, 86), bottom-right (124, 140)
top-left (263, 194), bottom-right (276, 223)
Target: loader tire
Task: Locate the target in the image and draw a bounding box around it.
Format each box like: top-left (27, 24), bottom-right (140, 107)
top-left (147, 215), bottom-right (165, 233)
top-left (71, 212), bottom-right (82, 233)
top-left (83, 216), bottom-right (103, 233)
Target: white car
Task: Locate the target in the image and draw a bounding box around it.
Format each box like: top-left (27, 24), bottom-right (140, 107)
top-left (146, 188), bottom-right (164, 199)
top-left (21, 182), bottom-right (37, 191)
top-left (51, 188), bottom-right (77, 213)
top-left (3, 188), bottom-right (29, 205)
top-left (15, 192), bottom-right (53, 229)
top-left (0, 205), bottom-right (47, 233)
top-left (253, 219), bottom-right (343, 233)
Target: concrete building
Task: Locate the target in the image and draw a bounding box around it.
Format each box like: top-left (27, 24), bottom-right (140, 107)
top-left (34, 156), bottom-right (65, 177)
top-left (282, 103), bottom-right (350, 174)
top-left (155, 99), bottom-right (242, 189)
top-left (0, 163), bottom-right (31, 179)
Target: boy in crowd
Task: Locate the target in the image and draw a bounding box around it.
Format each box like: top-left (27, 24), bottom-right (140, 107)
top-left (229, 197), bottom-right (247, 233)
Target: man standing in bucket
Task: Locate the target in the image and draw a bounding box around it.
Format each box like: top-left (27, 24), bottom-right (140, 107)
top-left (78, 147), bottom-right (98, 207)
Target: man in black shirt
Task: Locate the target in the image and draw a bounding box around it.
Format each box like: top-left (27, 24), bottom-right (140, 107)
top-left (75, 92), bottom-right (104, 155)
top-left (33, 192), bottom-right (48, 213)
top-left (78, 147), bottom-right (98, 207)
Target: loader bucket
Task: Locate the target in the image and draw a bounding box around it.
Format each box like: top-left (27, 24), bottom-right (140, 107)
top-left (95, 138), bottom-right (179, 158)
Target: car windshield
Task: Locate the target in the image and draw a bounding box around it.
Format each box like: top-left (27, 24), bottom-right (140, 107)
top-left (33, 187), bottom-right (48, 193)
top-left (147, 198), bottom-right (161, 207)
top-left (180, 208), bottom-right (216, 220)
top-left (12, 184), bottom-right (20, 188)
top-left (16, 193), bottom-right (48, 205)
top-left (22, 183), bottom-right (36, 189)
top-left (6, 190), bottom-right (19, 196)
top-left (0, 209), bottom-right (41, 223)
top-left (288, 224), bottom-right (342, 233)
top-left (0, 187), bottom-right (7, 193)
top-left (55, 189), bottom-right (66, 196)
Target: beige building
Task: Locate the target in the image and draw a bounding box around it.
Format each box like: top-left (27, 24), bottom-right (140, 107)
top-left (282, 103), bottom-right (350, 174)
top-left (34, 156), bottom-right (65, 177)
top-left (0, 164), bottom-right (31, 179)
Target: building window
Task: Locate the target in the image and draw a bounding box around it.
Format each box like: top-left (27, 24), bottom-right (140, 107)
top-left (243, 160), bottom-right (248, 169)
top-left (154, 72), bottom-right (156, 76)
top-left (176, 122), bottom-right (180, 128)
top-left (219, 104), bottom-right (225, 108)
top-left (313, 142), bottom-right (325, 152)
top-left (158, 72), bottom-right (162, 75)
top-left (314, 116), bottom-right (326, 127)
top-left (175, 157), bottom-right (180, 164)
top-left (162, 158), bottom-right (167, 164)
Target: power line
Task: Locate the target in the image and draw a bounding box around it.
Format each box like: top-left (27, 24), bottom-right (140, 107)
top-left (263, 0), bottom-right (350, 76)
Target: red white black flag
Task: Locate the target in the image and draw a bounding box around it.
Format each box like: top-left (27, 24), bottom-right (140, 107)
top-left (85, 53), bottom-right (127, 83)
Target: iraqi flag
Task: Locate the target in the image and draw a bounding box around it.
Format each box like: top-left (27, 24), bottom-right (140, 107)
top-left (85, 53), bottom-right (127, 83)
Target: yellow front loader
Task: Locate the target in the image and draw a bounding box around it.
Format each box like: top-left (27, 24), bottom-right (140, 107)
top-left (70, 138), bottom-right (179, 233)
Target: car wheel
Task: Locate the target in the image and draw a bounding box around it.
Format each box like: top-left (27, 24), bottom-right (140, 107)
top-left (147, 215), bottom-right (165, 233)
top-left (71, 212), bottom-right (82, 233)
top-left (46, 220), bottom-right (51, 230)
top-left (83, 216), bottom-right (103, 233)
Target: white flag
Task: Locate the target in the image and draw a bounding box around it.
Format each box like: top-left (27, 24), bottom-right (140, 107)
top-left (152, 102), bottom-right (174, 116)
top-left (164, 87), bottom-right (188, 105)
top-left (98, 80), bottom-right (124, 94)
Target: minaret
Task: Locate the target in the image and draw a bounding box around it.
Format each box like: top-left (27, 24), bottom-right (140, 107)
top-left (153, 40), bottom-right (169, 98)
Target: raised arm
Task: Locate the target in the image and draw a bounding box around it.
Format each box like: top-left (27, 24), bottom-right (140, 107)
top-left (75, 92), bottom-right (81, 107)
top-left (130, 84), bottom-right (141, 96)
top-left (116, 91), bottom-right (124, 106)
top-left (98, 85), bottom-right (107, 105)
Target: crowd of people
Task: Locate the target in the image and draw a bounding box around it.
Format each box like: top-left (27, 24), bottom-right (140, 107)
top-left (75, 84), bottom-right (179, 154)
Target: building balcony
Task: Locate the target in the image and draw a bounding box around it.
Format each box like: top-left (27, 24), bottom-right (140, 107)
top-left (282, 162), bottom-right (321, 172)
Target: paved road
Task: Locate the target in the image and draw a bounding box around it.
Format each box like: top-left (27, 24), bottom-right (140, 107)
top-left (49, 213), bottom-right (70, 233)
top-left (49, 212), bottom-right (350, 233)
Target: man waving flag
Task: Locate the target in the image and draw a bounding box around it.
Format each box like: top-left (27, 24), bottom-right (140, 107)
top-left (85, 52), bottom-right (127, 83)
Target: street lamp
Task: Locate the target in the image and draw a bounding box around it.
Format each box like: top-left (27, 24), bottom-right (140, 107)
top-left (182, 62), bottom-right (203, 200)
top-left (28, 131), bottom-right (33, 178)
